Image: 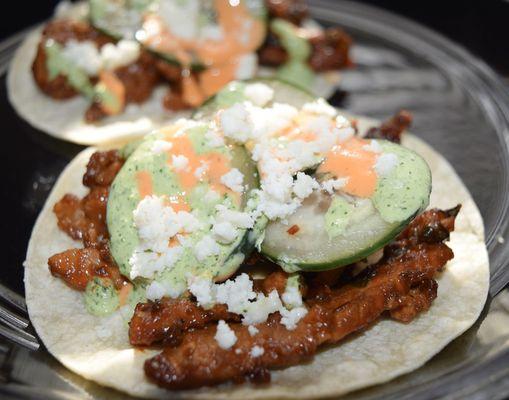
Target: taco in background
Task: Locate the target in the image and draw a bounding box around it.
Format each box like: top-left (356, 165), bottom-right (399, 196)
top-left (8, 0), bottom-right (352, 145)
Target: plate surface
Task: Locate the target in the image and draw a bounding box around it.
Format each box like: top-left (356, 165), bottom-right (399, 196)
top-left (2, 1), bottom-right (509, 399)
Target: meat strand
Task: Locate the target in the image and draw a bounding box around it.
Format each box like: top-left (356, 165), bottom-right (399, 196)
top-left (129, 299), bottom-right (241, 347)
top-left (50, 151), bottom-right (125, 290)
top-left (365, 110), bottom-right (413, 144)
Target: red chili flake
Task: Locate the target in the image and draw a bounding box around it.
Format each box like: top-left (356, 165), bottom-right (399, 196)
top-left (287, 225), bottom-right (300, 235)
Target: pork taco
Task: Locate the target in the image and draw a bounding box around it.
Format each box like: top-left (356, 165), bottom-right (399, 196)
top-left (9, 0), bottom-right (350, 145)
top-left (24, 79), bottom-right (489, 398)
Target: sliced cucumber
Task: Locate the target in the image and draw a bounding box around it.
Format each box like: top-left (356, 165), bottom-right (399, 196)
top-left (107, 123), bottom-right (261, 287)
top-left (261, 140), bottom-right (431, 271)
top-left (89, 0), bottom-right (154, 40)
top-left (192, 78), bottom-right (316, 121)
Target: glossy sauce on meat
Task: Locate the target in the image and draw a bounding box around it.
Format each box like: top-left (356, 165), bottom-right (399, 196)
top-left (49, 150), bottom-right (126, 291)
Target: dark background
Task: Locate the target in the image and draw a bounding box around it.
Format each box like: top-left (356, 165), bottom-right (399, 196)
top-left (1, 0), bottom-right (509, 76)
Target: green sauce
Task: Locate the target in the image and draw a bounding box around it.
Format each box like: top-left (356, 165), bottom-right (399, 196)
top-left (372, 141), bottom-right (431, 223)
top-left (107, 125), bottom-right (261, 293)
top-left (271, 19), bottom-right (314, 90)
top-left (45, 40), bottom-right (122, 114)
top-left (324, 196), bottom-right (353, 238)
top-left (84, 278), bottom-right (119, 316)
top-left (45, 40), bottom-right (95, 98)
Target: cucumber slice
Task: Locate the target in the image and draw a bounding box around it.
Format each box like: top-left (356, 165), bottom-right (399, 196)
top-left (107, 123), bottom-right (261, 288)
top-left (261, 140), bottom-right (431, 271)
top-left (192, 78), bottom-right (316, 120)
top-left (89, 0), bottom-right (154, 40)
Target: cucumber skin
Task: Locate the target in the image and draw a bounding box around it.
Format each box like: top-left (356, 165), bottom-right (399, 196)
top-left (192, 78), bottom-right (316, 120)
top-left (261, 208), bottom-right (422, 272)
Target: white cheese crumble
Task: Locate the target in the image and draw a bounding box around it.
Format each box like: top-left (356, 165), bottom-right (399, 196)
top-left (280, 307), bottom-right (308, 330)
top-left (375, 153), bottom-right (399, 177)
top-left (146, 280), bottom-right (186, 301)
top-left (248, 325), bottom-right (259, 336)
top-left (244, 83), bottom-right (274, 107)
top-left (61, 40), bottom-right (102, 76)
top-left (282, 284), bottom-right (304, 309)
top-left (194, 235), bottom-right (221, 262)
top-left (215, 205), bottom-right (254, 229)
top-left (220, 103), bottom-right (253, 143)
top-left (151, 140), bottom-right (173, 154)
top-left (129, 195), bottom-right (200, 280)
top-left (215, 320), bottom-right (237, 350)
top-left (212, 221), bottom-right (238, 244)
top-left (100, 40), bottom-right (140, 71)
top-left (188, 276), bottom-right (216, 308)
top-left (302, 99), bottom-right (337, 118)
top-left (322, 178), bottom-right (349, 194)
top-left (185, 273), bottom-right (308, 331)
top-left (220, 168), bottom-right (244, 193)
top-left (293, 172), bottom-right (319, 199)
top-left (250, 345), bottom-right (265, 358)
top-left (60, 39), bottom-right (141, 76)
top-left (204, 128), bottom-right (225, 148)
top-left (194, 161), bottom-right (209, 179)
top-left (172, 154), bottom-right (189, 172)
top-left (363, 140), bottom-right (382, 153)
top-left (235, 53), bottom-right (258, 80)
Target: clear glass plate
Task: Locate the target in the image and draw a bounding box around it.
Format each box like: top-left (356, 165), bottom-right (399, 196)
top-left (2, 1), bottom-right (509, 399)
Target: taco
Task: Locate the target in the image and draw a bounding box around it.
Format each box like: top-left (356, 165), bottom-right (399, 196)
top-left (24, 79), bottom-right (488, 398)
top-left (8, 0), bottom-right (350, 145)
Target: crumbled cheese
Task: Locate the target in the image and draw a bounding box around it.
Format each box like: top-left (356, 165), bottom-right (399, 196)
top-left (235, 53), bottom-right (258, 80)
top-left (146, 280), bottom-right (186, 301)
top-left (242, 290), bottom-right (283, 325)
top-left (188, 276), bottom-right (215, 308)
top-left (244, 83), bottom-right (274, 107)
top-left (374, 153), bottom-right (398, 177)
top-left (248, 325), bottom-right (259, 336)
top-left (60, 39), bottom-right (140, 76)
top-left (221, 168), bottom-right (244, 193)
top-left (100, 40), bottom-right (140, 71)
top-left (151, 140), bottom-right (173, 154)
top-left (282, 285), bottom-right (303, 309)
top-left (61, 40), bottom-right (102, 76)
top-left (204, 128), bottom-right (225, 148)
top-left (363, 140), bottom-right (382, 153)
top-left (303, 99), bottom-right (337, 118)
top-left (172, 154), bottom-right (189, 172)
top-left (293, 172), bottom-right (319, 199)
top-left (215, 320), bottom-right (237, 350)
top-left (220, 103), bottom-right (253, 143)
top-left (280, 307), bottom-right (308, 330)
top-left (215, 205), bottom-right (254, 229)
top-left (194, 235), bottom-right (221, 262)
top-left (212, 221), bottom-right (238, 244)
top-left (215, 273), bottom-right (256, 314)
top-left (194, 160), bottom-right (209, 179)
top-left (322, 178), bottom-right (349, 194)
top-left (250, 345), bottom-right (265, 358)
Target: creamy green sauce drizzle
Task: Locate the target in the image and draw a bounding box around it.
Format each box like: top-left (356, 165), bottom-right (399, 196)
top-left (324, 196), bottom-right (353, 238)
top-left (44, 40), bottom-right (121, 115)
top-left (84, 278), bottom-right (119, 316)
top-left (271, 19), bottom-right (314, 90)
top-left (107, 127), bottom-right (261, 298)
top-left (372, 141), bottom-right (431, 223)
